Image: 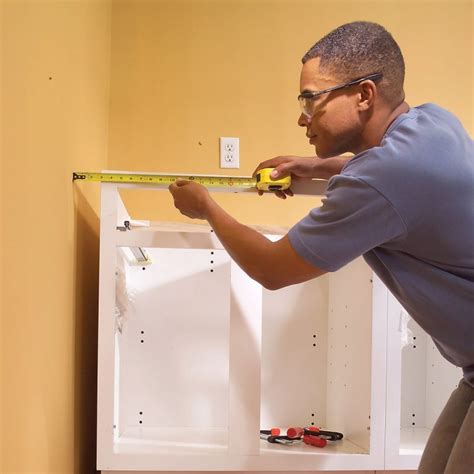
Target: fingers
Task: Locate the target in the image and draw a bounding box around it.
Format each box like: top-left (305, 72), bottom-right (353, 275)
top-left (252, 160), bottom-right (275, 177)
top-left (257, 188), bottom-right (294, 199)
top-left (169, 179), bottom-right (191, 194)
top-left (252, 156), bottom-right (292, 177)
top-left (275, 188), bottom-right (294, 199)
top-left (270, 162), bottom-right (293, 179)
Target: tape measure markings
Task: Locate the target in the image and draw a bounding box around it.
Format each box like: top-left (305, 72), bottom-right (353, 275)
top-left (72, 170), bottom-right (290, 191)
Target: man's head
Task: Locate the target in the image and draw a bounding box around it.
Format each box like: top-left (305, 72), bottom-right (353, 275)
top-left (298, 21), bottom-right (406, 158)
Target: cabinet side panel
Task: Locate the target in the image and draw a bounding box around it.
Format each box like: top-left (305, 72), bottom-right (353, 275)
top-left (425, 341), bottom-right (463, 429)
top-left (228, 262), bottom-right (262, 455)
top-left (261, 276), bottom-right (329, 428)
top-left (98, 184), bottom-right (120, 465)
top-left (327, 258), bottom-right (372, 452)
top-left (401, 318), bottom-right (427, 429)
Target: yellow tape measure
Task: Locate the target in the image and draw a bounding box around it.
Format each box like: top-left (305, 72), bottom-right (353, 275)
top-left (72, 168), bottom-right (291, 192)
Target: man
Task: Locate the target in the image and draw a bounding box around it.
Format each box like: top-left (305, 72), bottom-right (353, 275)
top-left (169, 21), bottom-right (473, 473)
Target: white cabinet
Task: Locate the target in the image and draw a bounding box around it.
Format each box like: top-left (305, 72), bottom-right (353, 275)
top-left (96, 176), bottom-right (460, 472)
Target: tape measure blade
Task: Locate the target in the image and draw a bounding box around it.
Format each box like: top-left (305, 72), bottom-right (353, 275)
top-left (73, 171), bottom-right (259, 190)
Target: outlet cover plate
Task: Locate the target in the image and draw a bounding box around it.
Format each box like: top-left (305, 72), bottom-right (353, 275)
top-left (220, 137), bottom-right (240, 169)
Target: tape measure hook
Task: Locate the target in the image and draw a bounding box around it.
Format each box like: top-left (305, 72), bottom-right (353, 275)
top-left (73, 172), bottom-right (86, 181)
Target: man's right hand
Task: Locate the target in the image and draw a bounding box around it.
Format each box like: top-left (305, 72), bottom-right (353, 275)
top-left (253, 155), bottom-right (351, 198)
top-left (253, 156), bottom-right (317, 180)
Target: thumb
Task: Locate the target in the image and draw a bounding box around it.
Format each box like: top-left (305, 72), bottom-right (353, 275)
top-left (271, 163), bottom-right (292, 179)
top-left (175, 179), bottom-right (190, 186)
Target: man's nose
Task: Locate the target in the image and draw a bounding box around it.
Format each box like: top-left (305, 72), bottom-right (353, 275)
top-left (298, 113), bottom-right (310, 127)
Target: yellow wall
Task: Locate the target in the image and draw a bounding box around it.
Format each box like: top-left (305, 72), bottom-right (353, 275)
top-left (0, 2), bottom-right (3, 470)
top-left (108, 0), bottom-right (473, 226)
top-left (0, 1), bottom-right (472, 473)
top-left (1, 0), bottom-right (111, 472)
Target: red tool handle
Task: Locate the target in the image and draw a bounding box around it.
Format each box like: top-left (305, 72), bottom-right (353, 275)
top-left (287, 427), bottom-right (304, 438)
top-left (287, 426), bottom-right (321, 438)
top-left (303, 434), bottom-right (327, 448)
top-left (260, 428), bottom-right (281, 436)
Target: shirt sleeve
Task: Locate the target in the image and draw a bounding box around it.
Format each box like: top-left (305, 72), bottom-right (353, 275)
top-left (288, 174), bottom-right (407, 271)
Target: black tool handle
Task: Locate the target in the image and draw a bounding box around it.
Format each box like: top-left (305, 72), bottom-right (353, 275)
top-left (304, 428), bottom-right (344, 441)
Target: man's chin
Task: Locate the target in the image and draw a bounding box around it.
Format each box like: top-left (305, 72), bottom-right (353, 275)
top-left (315, 143), bottom-right (348, 158)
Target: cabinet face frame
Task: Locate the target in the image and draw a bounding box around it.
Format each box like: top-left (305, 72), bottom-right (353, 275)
top-left (97, 179), bottom-right (388, 471)
top-left (384, 293), bottom-right (462, 470)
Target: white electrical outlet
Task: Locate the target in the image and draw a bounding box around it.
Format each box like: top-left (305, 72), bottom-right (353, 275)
top-left (220, 137), bottom-right (240, 168)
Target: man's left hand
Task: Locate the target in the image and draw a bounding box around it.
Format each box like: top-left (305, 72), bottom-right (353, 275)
top-left (169, 180), bottom-right (212, 220)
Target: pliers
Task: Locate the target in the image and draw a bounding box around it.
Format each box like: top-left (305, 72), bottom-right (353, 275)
top-left (260, 426), bottom-right (343, 448)
top-left (287, 426), bottom-right (344, 441)
top-left (260, 430), bottom-right (299, 446)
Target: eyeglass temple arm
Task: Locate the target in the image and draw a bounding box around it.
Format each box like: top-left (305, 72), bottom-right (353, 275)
top-left (299, 73), bottom-right (383, 99)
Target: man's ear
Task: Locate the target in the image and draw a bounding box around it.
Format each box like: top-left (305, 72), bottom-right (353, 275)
top-left (358, 80), bottom-right (377, 111)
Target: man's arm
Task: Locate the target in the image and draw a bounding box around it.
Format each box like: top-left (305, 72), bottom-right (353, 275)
top-left (253, 155), bottom-right (352, 180)
top-left (251, 155), bottom-right (352, 199)
top-left (169, 180), bottom-right (326, 290)
top-left (205, 199), bottom-right (325, 290)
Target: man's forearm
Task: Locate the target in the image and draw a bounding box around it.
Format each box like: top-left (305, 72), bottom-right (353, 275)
top-left (312, 155), bottom-right (352, 179)
top-left (168, 180), bottom-right (325, 289)
top-left (204, 199), bottom-right (275, 288)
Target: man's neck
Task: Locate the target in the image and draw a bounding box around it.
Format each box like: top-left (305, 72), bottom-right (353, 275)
top-left (354, 101), bottom-right (410, 154)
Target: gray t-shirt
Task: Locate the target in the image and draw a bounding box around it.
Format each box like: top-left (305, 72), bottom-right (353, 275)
top-left (288, 103), bottom-right (474, 386)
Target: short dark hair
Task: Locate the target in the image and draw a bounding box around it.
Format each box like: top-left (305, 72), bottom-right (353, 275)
top-left (303, 21), bottom-right (405, 105)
